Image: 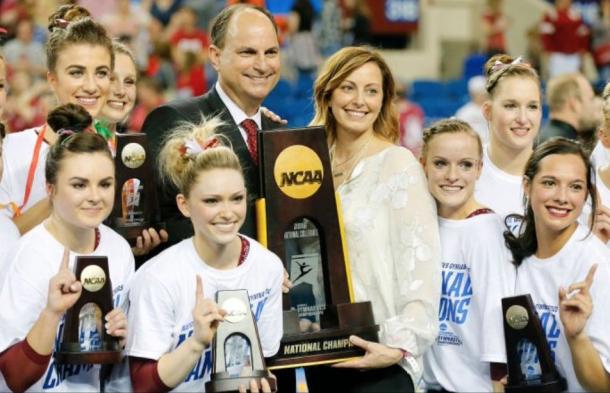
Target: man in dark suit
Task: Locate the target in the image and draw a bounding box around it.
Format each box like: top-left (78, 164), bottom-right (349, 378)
top-left (142, 4), bottom-right (282, 245)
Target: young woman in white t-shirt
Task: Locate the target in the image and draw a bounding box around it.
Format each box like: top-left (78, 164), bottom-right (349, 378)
top-left (475, 54), bottom-right (542, 229)
top-left (503, 137), bottom-right (610, 391)
top-left (0, 130), bottom-right (134, 392)
top-left (126, 117), bottom-right (282, 392)
top-left (0, 4), bottom-right (113, 235)
top-left (419, 118), bottom-right (515, 392)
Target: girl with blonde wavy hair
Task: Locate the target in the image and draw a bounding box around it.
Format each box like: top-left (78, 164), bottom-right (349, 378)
top-left (126, 117), bottom-right (282, 392)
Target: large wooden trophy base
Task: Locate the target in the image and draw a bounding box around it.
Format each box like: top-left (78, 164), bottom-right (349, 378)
top-left (503, 295), bottom-right (566, 393)
top-left (505, 380), bottom-right (565, 393)
top-left (270, 303), bottom-right (378, 368)
top-left (257, 126), bottom-right (379, 369)
top-left (55, 256), bottom-right (122, 364)
top-left (54, 348), bottom-right (122, 365)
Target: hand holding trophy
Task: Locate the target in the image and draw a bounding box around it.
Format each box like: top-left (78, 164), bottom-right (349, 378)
top-left (54, 255), bottom-right (123, 364)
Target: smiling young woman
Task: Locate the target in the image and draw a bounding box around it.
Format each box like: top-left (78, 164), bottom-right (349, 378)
top-left (100, 41), bottom-right (137, 137)
top-left (503, 137), bottom-right (610, 391)
top-left (475, 54), bottom-right (542, 228)
top-left (0, 4), bottom-right (113, 236)
top-left (419, 119), bottom-right (515, 392)
top-left (0, 129), bottom-right (134, 392)
top-left (125, 117), bottom-right (282, 392)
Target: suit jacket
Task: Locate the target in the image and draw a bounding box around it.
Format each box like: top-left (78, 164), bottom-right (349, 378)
top-left (142, 86), bottom-right (282, 247)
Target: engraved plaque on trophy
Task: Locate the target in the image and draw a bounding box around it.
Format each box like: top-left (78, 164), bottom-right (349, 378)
top-left (55, 256), bottom-right (121, 364)
top-left (206, 290), bottom-right (277, 392)
top-left (502, 294), bottom-right (566, 393)
top-left (256, 126), bottom-right (379, 369)
top-left (108, 133), bottom-right (159, 245)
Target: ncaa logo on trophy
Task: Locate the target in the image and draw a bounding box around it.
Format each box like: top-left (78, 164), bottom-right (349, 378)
top-left (274, 145), bottom-right (323, 199)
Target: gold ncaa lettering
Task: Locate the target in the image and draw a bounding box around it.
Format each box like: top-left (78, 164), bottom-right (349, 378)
top-left (80, 265), bottom-right (106, 292)
top-left (273, 145), bottom-right (323, 199)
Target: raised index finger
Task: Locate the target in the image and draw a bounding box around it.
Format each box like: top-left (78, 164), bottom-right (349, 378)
top-left (585, 264), bottom-right (598, 289)
top-left (59, 247), bottom-right (70, 272)
top-left (195, 275), bottom-right (204, 304)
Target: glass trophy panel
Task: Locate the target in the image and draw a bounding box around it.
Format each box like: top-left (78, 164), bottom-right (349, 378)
top-left (225, 333), bottom-right (252, 377)
top-left (78, 302), bottom-right (103, 351)
top-left (120, 178), bottom-right (145, 226)
top-left (517, 338), bottom-right (542, 381)
top-left (284, 217), bottom-right (327, 332)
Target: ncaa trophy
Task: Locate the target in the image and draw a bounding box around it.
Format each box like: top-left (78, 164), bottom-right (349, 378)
top-left (55, 256), bottom-right (121, 364)
top-left (502, 294), bottom-right (566, 392)
top-left (206, 290), bottom-right (277, 392)
top-left (108, 133), bottom-right (159, 245)
top-left (256, 126), bottom-right (379, 369)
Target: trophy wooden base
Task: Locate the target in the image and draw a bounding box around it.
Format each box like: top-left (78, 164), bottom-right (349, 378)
top-left (54, 349), bottom-right (122, 364)
top-left (113, 222), bottom-right (146, 246)
top-left (205, 370), bottom-right (277, 393)
top-left (112, 220), bottom-right (166, 246)
top-left (267, 301), bottom-right (379, 369)
top-left (505, 377), bottom-right (567, 393)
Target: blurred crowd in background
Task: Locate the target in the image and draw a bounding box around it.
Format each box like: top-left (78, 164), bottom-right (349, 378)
top-left (1, 0), bottom-right (610, 158)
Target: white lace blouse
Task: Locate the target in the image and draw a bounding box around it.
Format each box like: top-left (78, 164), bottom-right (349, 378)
top-left (337, 145), bottom-right (441, 382)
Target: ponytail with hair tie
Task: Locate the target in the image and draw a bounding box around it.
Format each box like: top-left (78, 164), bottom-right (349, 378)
top-left (179, 137), bottom-right (221, 158)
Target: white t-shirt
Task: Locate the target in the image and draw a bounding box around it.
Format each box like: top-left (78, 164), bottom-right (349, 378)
top-left (590, 141), bottom-right (608, 171)
top-left (475, 146), bottom-right (524, 233)
top-left (511, 224), bottom-right (610, 392)
top-left (423, 213), bottom-right (516, 392)
top-left (126, 236), bottom-right (284, 392)
top-left (0, 214), bottom-right (20, 270)
top-left (0, 126), bottom-right (49, 218)
top-left (596, 174), bottom-right (610, 209)
top-left (0, 223), bottom-right (135, 392)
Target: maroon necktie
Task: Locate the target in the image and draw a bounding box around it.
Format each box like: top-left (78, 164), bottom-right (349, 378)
top-left (241, 119), bottom-right (259, 164)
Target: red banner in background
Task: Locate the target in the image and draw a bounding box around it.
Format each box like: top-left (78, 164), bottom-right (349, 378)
top-left (370, 0), bottom-right (419, 34)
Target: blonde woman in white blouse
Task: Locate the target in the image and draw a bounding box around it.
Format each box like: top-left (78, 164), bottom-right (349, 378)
top-left (307, 46), bottom-right (441, 392)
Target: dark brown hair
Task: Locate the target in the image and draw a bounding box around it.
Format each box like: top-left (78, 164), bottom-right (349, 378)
top-left (45, 104), bottom-right (110, 185)
top-left (47, 103), bottom-right (92, 133)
